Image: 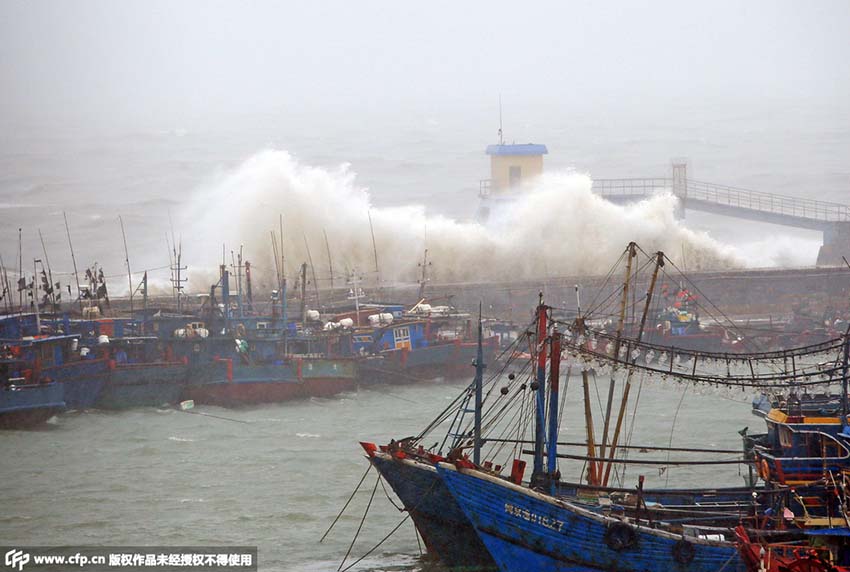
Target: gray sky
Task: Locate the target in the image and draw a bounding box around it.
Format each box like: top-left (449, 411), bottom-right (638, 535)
top-left (2, 0), bottom-right (849, 128)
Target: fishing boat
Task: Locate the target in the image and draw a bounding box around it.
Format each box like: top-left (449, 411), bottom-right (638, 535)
top-left (349, 302), bottom-right (500, 385)
top-left (0, 314), bottom-right (108, 410)
top-left (97, 336), bottom-right (190, 409)
top-left (157, 268), bottom-right (357, 406)
top-left (15, 335), bottom-right (109, 409)
top-left (361, 442), bottom-right (497, 570)
top-left (0, 351), bottom-right (64, 428)
top-left (438, 463), bottom-right (745, 572)
top-left (350, 243), bottom-right (850, 570)
top-left (736, 525), bottom-right (850, 571)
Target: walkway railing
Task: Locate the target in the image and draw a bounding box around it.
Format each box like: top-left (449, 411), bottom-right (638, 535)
top-left (592, 178), bottom-right (850, 223)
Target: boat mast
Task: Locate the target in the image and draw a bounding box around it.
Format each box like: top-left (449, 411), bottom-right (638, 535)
top-left (38, 229), bottom-right (57, 310)
top-left (842, 325), bottom-right (850, 429)
top-left (547, 324), bottom-right (562, 493)
top-left (0, 252), bottom-right (10, 313)
top-left (220, 265), bottom-right (231, 334)
top-left (279, 215), bottom-right (288, 353)
top-left (598, 242), bottom-right (637, 470)
top-left (323, 228), bottom-right (335, 291)
top-left (245, 260), bottom-right (253, 311)
top-left (473, 302), bottom-right (485, 465)
top-left (300, 262), bottom-right (308, 324)
top-left (63, 212), bottom-right (84, 316)
top-left (532, 292), bottom-right (548, 484)
top-left (17, 227), bottom-right (22, 313)
top-left (367, 210), bottom-right (381, 293)
top-left (118, 216), bottom-right (134, 314)
top-left (303, 234), bottom-right (321, 311)
top-left (602, 250), bottom-right (664, 486)
top-left (417, 249), bottom-right (430, 301)
top-left (32, 258), bottom-right (41, 332)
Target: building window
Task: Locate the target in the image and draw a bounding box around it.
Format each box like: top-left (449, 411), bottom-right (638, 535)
top-left (509, 165), bottom-right (522, 186)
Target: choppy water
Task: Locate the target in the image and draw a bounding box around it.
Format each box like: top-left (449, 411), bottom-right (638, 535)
top-left (1, 375), bottom-right (756, 571)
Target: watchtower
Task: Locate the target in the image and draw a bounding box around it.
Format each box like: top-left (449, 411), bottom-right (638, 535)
top-left (483, 143), bottom-right (548, 195)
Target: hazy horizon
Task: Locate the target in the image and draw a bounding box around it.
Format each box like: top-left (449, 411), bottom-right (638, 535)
top-left (1, 0), bottom-right (849, 295)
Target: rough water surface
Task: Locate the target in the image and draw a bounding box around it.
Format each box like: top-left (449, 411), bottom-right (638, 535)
top-left (1, 376), bottom-right (756, 571)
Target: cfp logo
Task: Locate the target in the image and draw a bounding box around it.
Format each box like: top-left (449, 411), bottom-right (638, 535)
top-left (4, 550), bottom-right (30, 571)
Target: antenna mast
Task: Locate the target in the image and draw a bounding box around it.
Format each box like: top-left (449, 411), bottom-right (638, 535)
top-left (498, 94), bottom-right (504, 145)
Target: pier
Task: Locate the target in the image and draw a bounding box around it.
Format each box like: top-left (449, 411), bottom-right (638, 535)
top-left (592, 161), bottom-right (850, 266)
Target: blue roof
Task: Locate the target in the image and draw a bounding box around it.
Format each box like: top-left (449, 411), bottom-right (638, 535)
top-left (485, 144), bottom-right (548, 156)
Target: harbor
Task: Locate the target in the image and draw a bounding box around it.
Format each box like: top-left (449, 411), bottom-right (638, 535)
top-left (3, 2), bottom-right (850, 571)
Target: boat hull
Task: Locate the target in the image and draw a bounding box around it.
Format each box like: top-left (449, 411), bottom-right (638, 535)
top-left (45, 359), bottom-right (109, 410)
top-left (0, 382), bottom-right (65, 429)
top-left (437, 465), bottom-right (745, 572)
top-left (358, 338), bottom-right (499, 384)
top-left (368, 453), bottom-right (496, 570)
top-left (184, 359), bottom-right (357, 406)
top-left (97, 363), bottom-right (189, 409)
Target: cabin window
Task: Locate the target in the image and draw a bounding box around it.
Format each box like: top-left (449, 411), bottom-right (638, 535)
top-left (779, 426), bottom-right (793, 449)
top-left (393, 327), bottom-right (411, 350)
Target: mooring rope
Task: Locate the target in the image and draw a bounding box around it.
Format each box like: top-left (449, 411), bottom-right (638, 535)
top-left (320, 464), bottom-right (372, 543)
top-left (337, 472), bottom-right (381, 571)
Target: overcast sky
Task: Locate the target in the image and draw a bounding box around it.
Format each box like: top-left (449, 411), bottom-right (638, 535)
top-left (2, 0), bottom-right (848, 128)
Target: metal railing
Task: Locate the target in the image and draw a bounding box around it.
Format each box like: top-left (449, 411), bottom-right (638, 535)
top-left (479, 179), bottom-right (492, 198)
top-left (592, 178), bottom-right (672, 197)
top-left (686, 179), bottom-right (850, 223)
top-left (591, 178), bottom-right (850, 223)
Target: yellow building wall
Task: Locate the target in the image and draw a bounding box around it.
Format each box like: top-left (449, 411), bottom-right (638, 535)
top-left (490, 155), bottom-right (544, 192)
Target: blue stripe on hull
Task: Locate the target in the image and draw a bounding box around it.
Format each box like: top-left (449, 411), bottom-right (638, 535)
top-left (437, 465), bottom-right (745, 572)
top-left (369, 454), bottom-right (495, 570)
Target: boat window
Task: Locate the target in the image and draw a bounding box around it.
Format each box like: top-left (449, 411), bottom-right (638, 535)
top-left (393, 327), bottom-right (411, 350)
top-left (779, 426), bottom-right (793, 448)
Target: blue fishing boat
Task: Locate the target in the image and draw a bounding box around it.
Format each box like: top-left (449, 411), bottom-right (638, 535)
top-left (437, 463), bottom-right (745, 572)
top-left (0, 354), bottom-right (65, 428)
top-left (349, 306), bottom-right (500, 384)
top-left (96, 337), bottom-right (189, 409)
top-left (361, 443), bottom-right (497, 570)
top-left (10, 335), bottom-right (108, 410)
